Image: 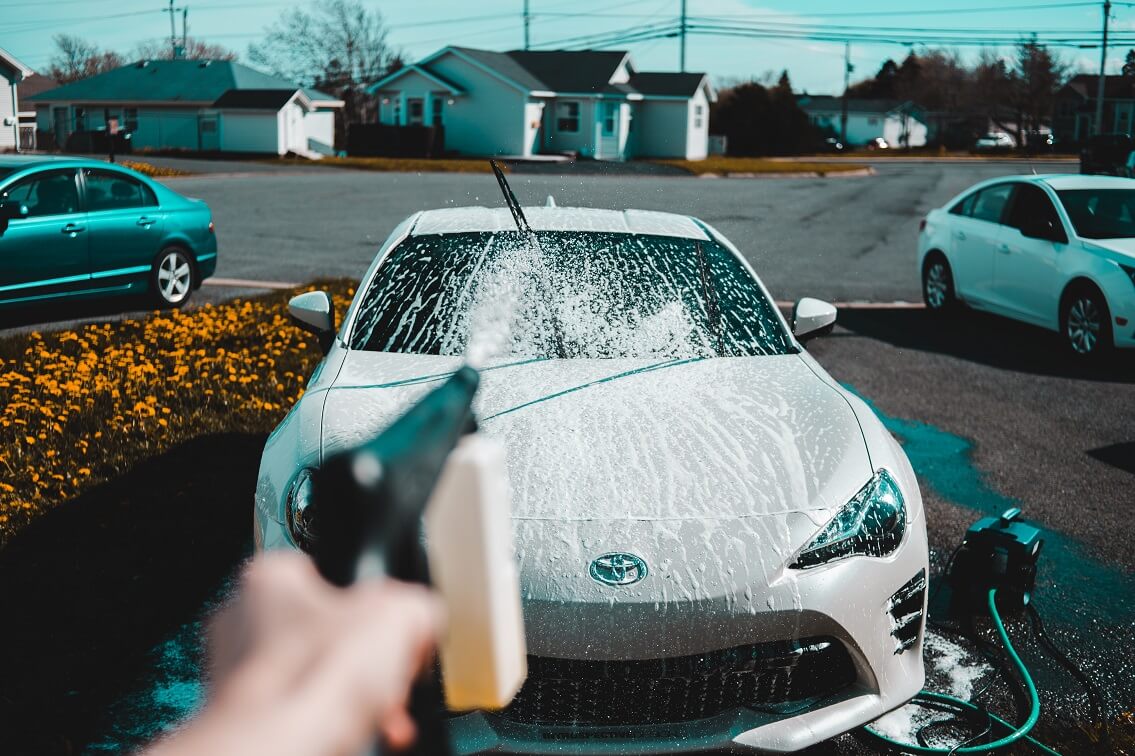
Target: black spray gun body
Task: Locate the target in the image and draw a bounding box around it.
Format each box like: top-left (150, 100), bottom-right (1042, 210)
top-left (310, 367), bottom-right (479, 756)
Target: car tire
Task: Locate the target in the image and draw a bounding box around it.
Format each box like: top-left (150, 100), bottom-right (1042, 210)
top-left (922, 254), bottom-right (956, 313)
top-left (150, 246), bottom-right (196, 308)
top-left (1060, 283), bottom-right (1112, 359)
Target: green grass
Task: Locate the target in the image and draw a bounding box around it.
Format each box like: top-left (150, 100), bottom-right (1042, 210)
top-left (653, 157), bottom-right (869, 176)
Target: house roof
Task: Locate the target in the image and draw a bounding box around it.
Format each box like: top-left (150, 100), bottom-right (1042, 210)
top-left (16, 73), bottom-right (58, 99)
top-left (369, 46), bottom-right (710, 101)
top-left (627, 72), bottom-right (709, 97)
top-left (212, 88), bottom-right (302, 110)
top-left (1062, 74), bottom-right (1135, 101)
top-left (27, 59), bottom-right (338, 105)
top-left (505, 50), bottom-right (628, 93)
top-left (0, 46), bottom-right (32, 79)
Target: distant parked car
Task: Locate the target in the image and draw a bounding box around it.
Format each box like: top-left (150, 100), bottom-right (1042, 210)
top-left (1080, 133), bottom-right (1134, 175)
top-left (821, 136), bottom-right (845, 152)
top-left (0, 156), bottom-right (216, 311)
top-left (973, 132), bottom-right (1015, 151)
top-left (865, 137), bottom-right (889, 150)
top-left (918, 174), bottom-right (1135, 357)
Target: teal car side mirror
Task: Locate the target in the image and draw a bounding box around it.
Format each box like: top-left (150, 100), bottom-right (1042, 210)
top-left (0, 200), bottom-right (28, 235)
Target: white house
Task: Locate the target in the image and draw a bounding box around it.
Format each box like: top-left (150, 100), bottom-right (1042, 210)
top-left (0, 46), bottom-right (33, 152)
top-left (28, 60), bottom-right (343, 156)
top-left (797, 96), bottom-right (928, 148)
top-left (367, 47), bottom-right (715, 160)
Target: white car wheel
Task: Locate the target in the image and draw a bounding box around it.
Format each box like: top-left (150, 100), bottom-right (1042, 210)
top-left (152, 248), bottom-right (194, 308)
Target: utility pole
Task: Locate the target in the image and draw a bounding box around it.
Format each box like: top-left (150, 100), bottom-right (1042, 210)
top-left (165, 0), bottom-right (178, 58)
top-left (840, 41), bottom-right (851, 145)
top-left (524, 0), bottom-right (530, 50)
top-left (1095, 0), bottom-right (1111, 134)
top-left (182, 7), bottom-right (189, 56)
top-left (679, 0), bottom-right (687, 72)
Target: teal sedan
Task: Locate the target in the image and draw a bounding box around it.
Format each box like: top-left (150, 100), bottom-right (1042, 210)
top-left (0, 156), bottom-right (217, 310)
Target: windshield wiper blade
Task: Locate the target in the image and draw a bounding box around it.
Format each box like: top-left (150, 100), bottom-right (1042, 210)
top-left (695, 240), bottom-right (725, 356)
top-left (488, 160), bottom-right (567, 358)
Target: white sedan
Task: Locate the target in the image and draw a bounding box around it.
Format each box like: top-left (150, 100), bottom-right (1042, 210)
top-left (256, 206), bottom-right (929, 753)
top-left (919, 174), bottom-right (1135, 356)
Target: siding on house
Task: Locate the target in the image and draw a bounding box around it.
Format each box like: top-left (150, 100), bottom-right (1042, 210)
top-left (428, 51), bottom-right (528, 156)
top-left (0, 81), bottom-right (15, 151)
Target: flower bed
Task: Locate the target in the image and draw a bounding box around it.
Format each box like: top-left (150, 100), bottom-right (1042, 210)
top-left (0, 281), bottom-right (356, 546)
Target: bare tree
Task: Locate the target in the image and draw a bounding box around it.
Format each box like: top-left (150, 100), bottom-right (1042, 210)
top-left (249, 0), bottom-right (401, 140)
top-left (48, 34), bottom-right (123, 84)
top-left (133, 37), bottom-right (238, 62)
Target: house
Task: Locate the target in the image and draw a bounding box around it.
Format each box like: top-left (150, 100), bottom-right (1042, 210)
top-left (1054, 74), bottom-right (1135, 142)
top-left (366, 47), bottom-right (715, 160)
top-left (0, 46), bottom-right (33, 152)
top-left (797, 96), bottom-right (928, 148)
top-left (27, 59), bottom-right (344, 156)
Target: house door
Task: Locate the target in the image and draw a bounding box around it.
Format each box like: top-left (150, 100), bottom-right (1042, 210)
top-left (52, 107), bottom-right (68, 148)
top-left (198, 114), bottom-right (220, 151)
top-left (597, 102), bottom-right (620, 160)
top-left (407, 98), bottom-right (425, 126)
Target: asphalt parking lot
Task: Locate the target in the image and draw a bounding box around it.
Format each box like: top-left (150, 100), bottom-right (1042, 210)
top-left (3, 159), bottom-right (1132, 753)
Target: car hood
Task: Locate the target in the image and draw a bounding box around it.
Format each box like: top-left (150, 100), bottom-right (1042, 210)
top-left (1084, 237), bottom-right (1135, 262)
top-left (322, 349), bottom-right (870, 546)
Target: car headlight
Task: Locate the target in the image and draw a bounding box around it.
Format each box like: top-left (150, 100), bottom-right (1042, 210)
top-left (1119, 263), bottom-right (1135, 289)
top-left (791, 469), bottom-right (906, 569)
top-left (285, 468), bottom-right (319, 551)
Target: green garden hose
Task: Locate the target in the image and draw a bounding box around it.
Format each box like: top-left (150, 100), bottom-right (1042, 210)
top-left (862, 588), bottom-right (1061, 755)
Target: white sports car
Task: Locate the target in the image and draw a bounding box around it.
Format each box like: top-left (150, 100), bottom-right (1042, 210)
top-left (255, 205), bottom-right (929, 753)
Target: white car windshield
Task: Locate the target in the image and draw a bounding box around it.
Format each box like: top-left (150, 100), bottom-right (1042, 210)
top-left (1057, 189), bottom-right (1135, 239)
top-left (349, 230), bottom-right (795, 359)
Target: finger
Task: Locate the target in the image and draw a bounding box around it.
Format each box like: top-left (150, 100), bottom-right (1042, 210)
top-left (380, 708), bottom-right (417, 752)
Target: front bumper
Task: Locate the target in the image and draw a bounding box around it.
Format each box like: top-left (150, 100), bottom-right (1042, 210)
top-left (445, 515), bottom-right (928, 754)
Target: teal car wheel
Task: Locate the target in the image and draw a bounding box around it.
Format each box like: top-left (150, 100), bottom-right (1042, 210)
top-left (151, 247), bottom-right (195, 308)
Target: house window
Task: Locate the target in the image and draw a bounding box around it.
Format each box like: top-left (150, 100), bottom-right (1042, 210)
top-left (867, 116), bottom-right (879, 126)
top-left (557, 101), bottom-right (580, 132)
top-left (432, 97), bottom-right (443, 126)
top-left (393, 99), bottom-right (402, 126)
top-left (125, 108), bottom-right (139, 132)
top-left (694, 104), bottom-right (704, 129)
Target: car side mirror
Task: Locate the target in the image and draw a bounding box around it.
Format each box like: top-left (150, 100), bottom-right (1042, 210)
top-left (1021, 218), bottom-right (1067, 244)
top-left (288, 291), bottom-right (335, 354)
top-left (792, 297), bottom-right (837, 341)
top-left (0, 200), bottom-right (28, 235)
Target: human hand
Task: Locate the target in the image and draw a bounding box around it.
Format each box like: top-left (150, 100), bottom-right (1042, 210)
top-left (146, 552), bottom-right (443, 756)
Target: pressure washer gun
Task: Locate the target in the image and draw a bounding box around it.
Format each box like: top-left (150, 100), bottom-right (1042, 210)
top-left (309, 366), bottom-right (527, 754)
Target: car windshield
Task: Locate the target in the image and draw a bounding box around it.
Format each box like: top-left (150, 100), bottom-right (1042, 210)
top-left (349, 230), bottom-right (794, 359)
top-left (1056, 189), bottom-right (1135, 239)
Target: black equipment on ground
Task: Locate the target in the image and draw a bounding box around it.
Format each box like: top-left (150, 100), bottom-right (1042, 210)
top-left (947, 507), bottom-right (1043, 613)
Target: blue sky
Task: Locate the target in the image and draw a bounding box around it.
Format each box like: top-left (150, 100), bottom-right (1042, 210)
top-left (1, 0), bottom-right (1131, 93)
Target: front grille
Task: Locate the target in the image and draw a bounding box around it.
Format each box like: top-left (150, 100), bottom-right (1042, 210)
top-left (498, 636), bottom-right (856, 726)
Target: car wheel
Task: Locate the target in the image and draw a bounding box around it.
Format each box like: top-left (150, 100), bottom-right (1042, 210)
top-left (1061, 284), bottom-right (1112, 358)
top-left (922, 255), bottom-right (956, 313)
top-left (151, 246), bottom-right (195, 308)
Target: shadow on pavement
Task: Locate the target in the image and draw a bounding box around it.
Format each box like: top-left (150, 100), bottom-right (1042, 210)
top-left (0, 432), bottom-right (261, 755)
top-left (836, 306), bottom-right (1135, 383)
top-left (1087, 441), bottom-right (1135, 475)
top-left (0, 295), bottom-right (159, 332)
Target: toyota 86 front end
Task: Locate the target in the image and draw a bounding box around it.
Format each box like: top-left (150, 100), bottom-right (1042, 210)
top-left (254, 207), bottom-right (929, 753)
